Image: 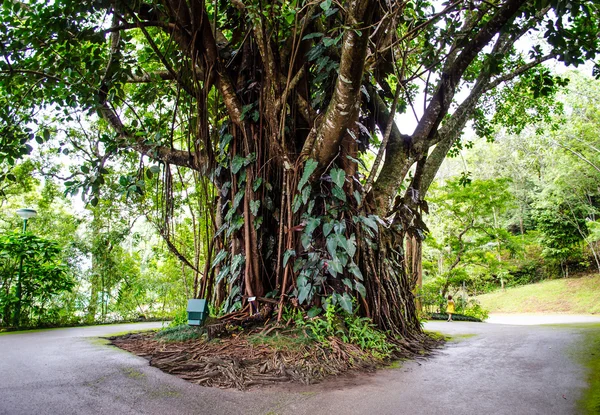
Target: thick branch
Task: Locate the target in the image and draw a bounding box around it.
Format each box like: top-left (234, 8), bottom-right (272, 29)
top-left (312, 0), bottom-right (374, 167)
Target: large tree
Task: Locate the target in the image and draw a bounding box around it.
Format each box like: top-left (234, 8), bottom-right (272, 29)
top-left (1, 0), bottom-right (599, 338)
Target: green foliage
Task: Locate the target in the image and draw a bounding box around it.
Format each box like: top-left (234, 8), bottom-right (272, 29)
top-left (0, 232), bottom-right (74, 327)
top-left (247, 329), bottom-right (313, 352)
top-left (424, 177), bottom-right (515, 295)
top-left (155, 325), bottom-right (205, 342)
top-left (455, 298), bottom-right (489, 321)
top-left (169, 308), bottom-right (188, 328)
top-left (296, 304), bottom-right (396, 358)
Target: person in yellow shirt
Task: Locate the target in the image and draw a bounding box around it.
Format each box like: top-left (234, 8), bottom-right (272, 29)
top-left (446, 295), bottom-right (455, 322)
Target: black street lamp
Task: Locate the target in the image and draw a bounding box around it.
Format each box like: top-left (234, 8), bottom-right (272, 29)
top-left (13, 208), bottom-right (37, 327)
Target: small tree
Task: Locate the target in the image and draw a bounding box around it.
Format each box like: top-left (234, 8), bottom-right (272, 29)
top-left (0, 232), bottom-right (73, 327)
top-left (426, 178), bottom-right (514, 296)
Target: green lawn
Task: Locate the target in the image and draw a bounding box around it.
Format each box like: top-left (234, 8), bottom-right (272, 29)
top-left (476, 273), bottom-right (600, 314)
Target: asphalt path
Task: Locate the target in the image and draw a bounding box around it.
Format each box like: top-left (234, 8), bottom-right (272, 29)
top-left (0, 318), bottom-right (597, 415)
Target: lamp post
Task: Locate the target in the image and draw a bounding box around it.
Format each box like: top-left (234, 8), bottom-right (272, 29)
top-left (14, 208), bottom-right (37, 327)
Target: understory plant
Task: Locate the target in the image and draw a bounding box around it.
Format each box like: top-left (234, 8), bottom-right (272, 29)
top-left (297, 304), bottom-right (397, 359)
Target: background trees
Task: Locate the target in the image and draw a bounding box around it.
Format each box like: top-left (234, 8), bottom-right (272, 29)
top-left (1, 0), bottom-right (599, 335)
top-left (422, 72), bottom-right (600, 305)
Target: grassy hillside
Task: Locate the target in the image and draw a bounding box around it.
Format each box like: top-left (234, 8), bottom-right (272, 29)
top-left (476, 273), bottom-right (600, 314)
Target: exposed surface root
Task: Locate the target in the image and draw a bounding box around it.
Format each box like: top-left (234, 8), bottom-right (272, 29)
top-left (109, 326), bottom-right (442, 390)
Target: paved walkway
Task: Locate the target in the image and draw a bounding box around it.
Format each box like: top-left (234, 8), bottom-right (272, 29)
top-left (486, 313), bottom-right (600, 325)
top-left (0, 319), bottom-right (596, 414)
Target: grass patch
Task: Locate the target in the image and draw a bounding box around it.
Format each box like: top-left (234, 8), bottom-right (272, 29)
top-left (568, 324), bottom-right (600, 414)
top-left (122, 367), bottom-right (146, 380)
top-left (385, 359), bottom-right (405, 369)
top-left (154, 325), bottom-right (205, 342)
top-left (0, 327), bottom-right (63, 335)
top-left (424, 330), bottom-right (446, 342)
top-left (476, 273), bottom-right (600, 314)
top-left (247, 328), bottom-right (312, 352)
top-left (107, 328), bottom-right (159, 337)
top-left (449, 333), bottom-right (477, 342)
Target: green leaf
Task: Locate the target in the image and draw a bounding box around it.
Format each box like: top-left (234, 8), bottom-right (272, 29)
top-left (355, 281), bottom-right (366, 298)
top-left (231, 155), bottom-right (245, 174)
top-left (348, 263), bottom-right (363, 280)
top-left (211, 249), bottom-right (227, 269)
top-left (304, 217), bottom-right (321, 235)
top-left (345, 234), bottom-right (356, 257)
top-left (216, 265), bottom-right (230, 284)
top-left (301, 232), bottom-right (312, 249)
top-left (80, 165), bottom-right (89, 174)
top-left (328, 257), bottom-right (343, 276)
top-left (342, 278), bottom-right (353, 289)
top-left (298, 283), bottom-right (312, 304)
top-left (150, 165), bottom-right (161, 174)
top-left (323, 221), bottom-right (333, 237)
top-left (339, 293), bottom-right (353, 314)
top-left (359, 215), bottom-right (379, 232)
top-left (252, 177), bottom-right (263, 192)
top-left (302, 33), bottom-right (324, 41)
top-left (332, 186), bottom-right (347, 201)
top-left (298, 159), bottom-right (318, 191)
top-left (232, 190), bottom-right (245, 210)
top-left (307, 307), bottom-right (321, 318)
top-left (330, 168), bottom-right (345, 188)
top-left (292, 194), bottom-right (303, 213)
top-left (250, 200), bottom-right (260, 216)
top-left (322, 37), bottom-right (336, 47)
top-left (336, 234), bottom-right (349, 254)
top-left (320, 0), bottom-right (332, 11)
top-left (326, 234), bottom-right (338, 258)
top-left (283, 249), bottom-right (296, 268)
top-left (353, 190), bottom-right (362, 205)
top-left (302, 185), bottom-right (311, 205)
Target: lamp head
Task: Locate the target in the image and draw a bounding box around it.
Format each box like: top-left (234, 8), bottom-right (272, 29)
top-left (16, 208), bottom-right (37, 220)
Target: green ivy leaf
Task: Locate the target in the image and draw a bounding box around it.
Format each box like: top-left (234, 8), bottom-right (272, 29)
top-left (328, 257), bottom-right (343, 276)
top-left (283, 249), bottom-right (296, 268)
top-left (332, 186), bottom-right (346, 201)
top-left (320, 0), bottom-right (332, 11)
top-left (211, 249), bottom-right (227, 269)
top-left (302, 33), bottom-right (324, 41)
top-left (292, 194), bottom-right (303, 213)
top-left (231, 155), bottom-right (245, 174)
top-left (252, 177), bottom-right (263, 192)
top-left (339, 293), bottom-right (353, 314)
top-left (355, 281), bottom-right (366, 298)
top-left (302, 185), bottom-right (311, 205)
top-left (298, 159), bottom-right (318, 191)
top-left (298, 283), bottom-right (312, 304)
top-left (250, 200), bottom-right (260, 216)
top-left (326, 234), bottom-right (338, 258)
top-left (345, 234), bottom-right (356, 257)
top-left (348, 262), bottom-right (363, 280)
top-left (330, 167), bottom-right (345, 188)
top-left (304, 217), bottom-right (321, 235)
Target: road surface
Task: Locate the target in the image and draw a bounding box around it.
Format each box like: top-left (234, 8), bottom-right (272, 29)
top-left (0, 319), bottom-right (596, 414)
